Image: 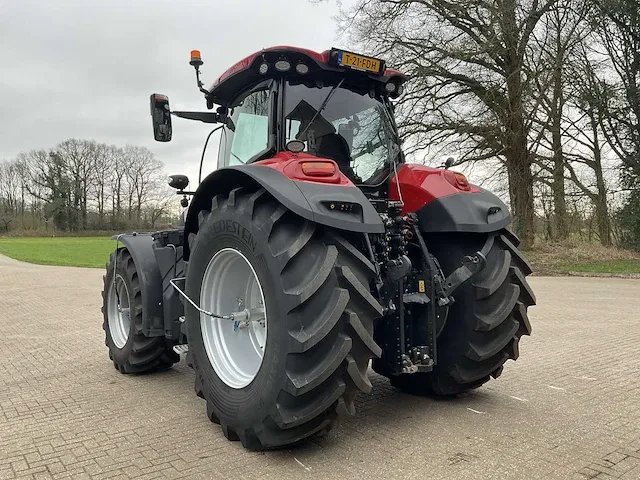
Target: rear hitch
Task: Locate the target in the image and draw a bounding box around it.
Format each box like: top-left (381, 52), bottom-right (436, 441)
top-left (401, 346), bottom-right (434, 374)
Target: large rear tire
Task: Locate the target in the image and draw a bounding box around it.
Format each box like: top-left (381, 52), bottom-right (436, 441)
top-left (390, 229), bottom-right (535, 395)
top-left (185, 187), bottom-right (383, 450)
top-left (102, 249), bottom-right (179, 373)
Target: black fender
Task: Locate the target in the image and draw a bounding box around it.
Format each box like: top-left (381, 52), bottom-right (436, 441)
top-left (151, 229), bottom-right (186, 342)
top-left (112, 233), bottom-right (165, 337)
top-left (416, 188), bottom-right (511, 234)
top-left (183, 165), bottom-right (384, 259)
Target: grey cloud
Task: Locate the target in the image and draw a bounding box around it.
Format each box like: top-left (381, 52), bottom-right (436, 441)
top-left (1, 0), bottom-right (340, 184)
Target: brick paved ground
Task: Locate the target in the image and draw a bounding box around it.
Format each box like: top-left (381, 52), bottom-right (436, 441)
top-left (1, 253), bottom-right (639, 480)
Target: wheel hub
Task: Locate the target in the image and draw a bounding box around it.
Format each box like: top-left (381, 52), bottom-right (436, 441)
top-left (107, 274), bottom-right (131, 349)
top-left (200, 248), bottom-right (268, 389)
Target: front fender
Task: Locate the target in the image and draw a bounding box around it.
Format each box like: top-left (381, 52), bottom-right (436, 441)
top-left (112, 233), bottom-right (164, 336)
top-left (184, 165), bottom-right (384, 259)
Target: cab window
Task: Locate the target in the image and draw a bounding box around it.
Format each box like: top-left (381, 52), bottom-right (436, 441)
top-left (218, 80), bottom-right (273, 168)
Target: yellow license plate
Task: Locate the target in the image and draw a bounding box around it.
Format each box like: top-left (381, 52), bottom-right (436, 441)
top-left (337, 51), bottom-right (382, 74)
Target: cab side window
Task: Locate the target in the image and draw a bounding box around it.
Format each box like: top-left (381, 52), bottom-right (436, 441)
top-left (218, 81), bottom-right (272, 168)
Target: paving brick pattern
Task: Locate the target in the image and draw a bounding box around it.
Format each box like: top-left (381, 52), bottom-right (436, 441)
top-left (1, 254), bottom-right (639, 479)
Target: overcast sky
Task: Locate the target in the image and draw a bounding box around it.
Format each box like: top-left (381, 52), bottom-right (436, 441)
top-left (0, 0), bottom-right (343, 184)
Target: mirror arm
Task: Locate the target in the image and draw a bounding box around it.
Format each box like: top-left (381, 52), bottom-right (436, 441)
top-left (171, 111), bottom-right (219, 124)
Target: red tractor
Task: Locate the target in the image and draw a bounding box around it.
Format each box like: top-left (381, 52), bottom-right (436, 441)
top-left (102, 46), bottom-right (535, 450)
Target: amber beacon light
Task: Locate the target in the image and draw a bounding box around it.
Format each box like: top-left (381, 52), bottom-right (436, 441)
top-left (190, 50), bottom-right (203, 67)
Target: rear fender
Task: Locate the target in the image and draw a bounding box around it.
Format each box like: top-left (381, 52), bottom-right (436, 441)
top-left (415, 189), bottom-right (511, 233)
top-left (112, 233), bottom-right (164, 337)
top-left (390, 163), bottom-right (511, 233)
top-left (183, 164), bottom-right (384, 259)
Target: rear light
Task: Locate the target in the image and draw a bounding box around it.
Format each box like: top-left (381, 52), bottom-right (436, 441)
top-left (301, 161), bottom-right (336, 177)
top-left (444, 170), bottom-right (471, 190)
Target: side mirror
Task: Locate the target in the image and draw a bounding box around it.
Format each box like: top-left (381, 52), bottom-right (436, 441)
top-left (168, 174), bottom-right (189, 191)
top-left (150, 93), bottom-right (172, 142)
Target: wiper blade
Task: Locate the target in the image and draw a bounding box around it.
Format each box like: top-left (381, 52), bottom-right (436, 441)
top-left (297, 78), bottom-right (345, 140)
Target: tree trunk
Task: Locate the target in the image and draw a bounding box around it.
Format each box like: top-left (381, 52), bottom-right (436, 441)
top-left (506, 147), bottom-right (535, 249)
top-left (593, 136), bottom-right (611, 246)
top-left (551, 135), bottom-right (568, 240)
top-left (82, 180), bottom-right (88, 230)
top-left (502, 0), bottom-right (535, 249)
top-left (551, 61), bottom-right (568, 240)
top-left (98, 184), bottom-right (104, 226)
top-left (505, 71), bottom-right (535, 248)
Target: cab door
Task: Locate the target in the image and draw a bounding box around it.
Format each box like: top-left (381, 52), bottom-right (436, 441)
top-left (217, 79), bottom-right (277, 169)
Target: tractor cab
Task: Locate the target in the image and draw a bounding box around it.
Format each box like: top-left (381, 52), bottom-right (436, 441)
top-left (151, 47), bottom-right (407, 187)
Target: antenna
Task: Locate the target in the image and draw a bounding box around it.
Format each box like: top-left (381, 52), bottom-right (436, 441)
top-left (190, 50), bottom-right (210, 97)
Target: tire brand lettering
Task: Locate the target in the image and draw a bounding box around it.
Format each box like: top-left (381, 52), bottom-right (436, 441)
top-left (213, 220), bottom-right (256, 251)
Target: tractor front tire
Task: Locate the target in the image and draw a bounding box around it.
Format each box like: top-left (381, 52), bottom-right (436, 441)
top-left (102, 249), bottom-right (179, 373)
top-left (390, 229), bottom-right (535, 396)
top-left (185, 187), bottom-right (383, 450)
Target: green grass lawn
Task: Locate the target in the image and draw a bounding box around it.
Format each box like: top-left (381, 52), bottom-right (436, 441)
top-left (0, 236), bottom-right (116, 268)
top-left (561, 259), bottom-right (640, 274)
top-left (1, 235), bottom-right (639, 275)
top-left (524, 242), bottom-right (640, 276)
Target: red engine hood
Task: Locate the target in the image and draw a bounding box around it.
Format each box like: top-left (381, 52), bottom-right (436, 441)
top-left (389, 163), bottom-right (481, 214)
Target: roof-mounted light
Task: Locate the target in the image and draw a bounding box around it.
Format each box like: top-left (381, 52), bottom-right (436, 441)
top-left (259, 62), bottom-right (269, 75)
top-left (190, 50), bottom-right (203, 67)
top-left (286, 140), bottom-right (305, 153)
top-left (295, 63), bottom-right (309, 75)
top-left (385, 82), bottom-right (397, 93)
top-left (275, 59), bottom-right (291, 72)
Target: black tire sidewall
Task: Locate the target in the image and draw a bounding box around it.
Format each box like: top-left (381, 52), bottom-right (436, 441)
top-left (185, 207), bottom-right (290, 430)
top-left (103, 256), bottom-right (137, 364)
top-left (428, 233), bottom-right (487, 366)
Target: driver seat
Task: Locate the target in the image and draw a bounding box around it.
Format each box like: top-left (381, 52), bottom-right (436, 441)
top-left (316, 133), bottom-right (358, 182)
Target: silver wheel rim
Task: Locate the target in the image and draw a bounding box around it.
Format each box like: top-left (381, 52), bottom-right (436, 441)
top-left (200, 248), bottom-right (268, 389)
top-left (107, 274), bottom-right (131, 349)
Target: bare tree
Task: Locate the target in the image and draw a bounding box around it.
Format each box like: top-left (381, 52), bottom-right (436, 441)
top-left (92, 143), bottom-right (110, 226)
top-left (0, 160), bottom-right (21, 231)
top-left (1, 139), bottom-right (176, 233)
top-left (109, 146), bottom-right (128, 227)
top-left (591, 0), bottom-right (640, 176)
top-left (528, 0), bottom-right (590, 239)
top-left (584, 0), bottom-right (640, 247)
top-left (51, 139), bottom-right (98, 230)
top-left (560, 48), bottom-right (614, 245)
top-left (123, 145), bottom-right (164, 224)
top-left (337, 0), bottom-right (560, 248)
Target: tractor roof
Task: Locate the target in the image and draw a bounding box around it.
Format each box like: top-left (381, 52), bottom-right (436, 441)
top-left (206, 45), bottom-right (407, 107)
